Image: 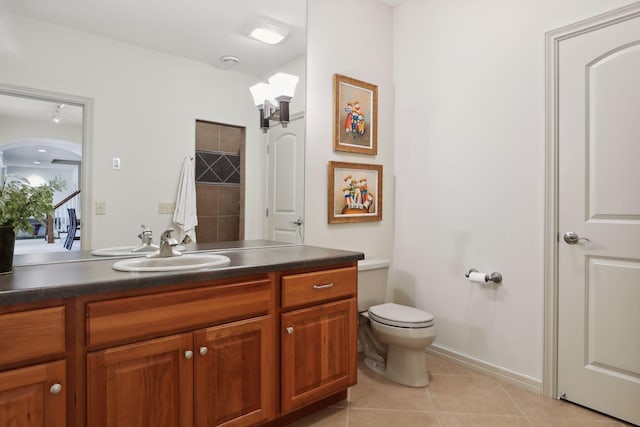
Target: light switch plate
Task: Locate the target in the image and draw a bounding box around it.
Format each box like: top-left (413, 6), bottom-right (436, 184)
top-left (158, 202), bottom-right (175, 214)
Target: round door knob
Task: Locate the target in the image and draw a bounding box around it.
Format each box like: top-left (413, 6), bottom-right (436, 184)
top-left (49, 383), bottom-right (62, 395)
top-left (286, 326), bottom-right (294, 334)
top-left (184, 350), bottom-right (194, 359)
top-left (199, 346), bottom-right (208, 356)
top-left (563, 231), bottom-right (590, 244)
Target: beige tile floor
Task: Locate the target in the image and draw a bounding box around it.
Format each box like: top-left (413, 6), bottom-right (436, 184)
top-left (288, 354), bottom-right (634, 427)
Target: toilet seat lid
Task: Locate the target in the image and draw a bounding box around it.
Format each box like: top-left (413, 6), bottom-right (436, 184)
top-left (368, 303), bottom-right (434, 328)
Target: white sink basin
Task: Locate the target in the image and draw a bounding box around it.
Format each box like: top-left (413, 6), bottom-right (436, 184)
top-left (112, 254), bottom-right (230, 272)
top-left (93, 245), bottom-right (186, 257)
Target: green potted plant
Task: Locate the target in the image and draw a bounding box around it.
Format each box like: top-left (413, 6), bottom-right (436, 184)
top-left (0, 176), bottom-right (65, 274)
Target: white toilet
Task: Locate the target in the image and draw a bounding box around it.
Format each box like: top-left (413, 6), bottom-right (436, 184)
top-left (358, 258), bottom-right (436, 387)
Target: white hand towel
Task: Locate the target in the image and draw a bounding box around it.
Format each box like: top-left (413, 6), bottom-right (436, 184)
top-left (173, 156), bottom-right (198, 243)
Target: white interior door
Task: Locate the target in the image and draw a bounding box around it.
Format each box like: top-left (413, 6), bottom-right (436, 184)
top-left (557, 9), bottom-right (640, 425)
top-left (265, 115), bottom-right (305, 243)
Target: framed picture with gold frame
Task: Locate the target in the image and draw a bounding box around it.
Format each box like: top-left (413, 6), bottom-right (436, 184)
top-left (333, 74), bottom-right (378, 155)
top-left (328, 161), bottom-right (382, 224)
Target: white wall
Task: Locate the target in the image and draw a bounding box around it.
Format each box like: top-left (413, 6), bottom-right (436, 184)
top-left (7, 165), bottom-right (77, 205)
top-left (0, 13), bottom-right (267, 248)
top-left (306, 0), bottom-right (395, 260)
top-left (391, 0), bottom-right (635, 383)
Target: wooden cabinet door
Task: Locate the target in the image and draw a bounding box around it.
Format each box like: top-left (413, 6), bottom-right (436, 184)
top-left (87, 333), bottom-right (193, 427)
top-left (281, 298), bottom-right (357, 413)
top-left (194, 316), bottom-right (274, 427)
top-left (0, 360), bottom-right (66, 427)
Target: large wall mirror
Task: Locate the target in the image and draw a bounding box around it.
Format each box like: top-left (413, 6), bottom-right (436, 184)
top-left (0, 0), bottom-right (306, 261)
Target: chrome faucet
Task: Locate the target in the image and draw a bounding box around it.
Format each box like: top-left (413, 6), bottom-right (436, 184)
top-left (138, 225), bottom-right (153, 245)
top-left (150, 228), bottom-right (181, 258)
top-left (131, 225), bottom-right (158, 253)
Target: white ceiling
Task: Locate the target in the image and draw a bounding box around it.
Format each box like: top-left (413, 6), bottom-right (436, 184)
top-left (1, 0), bottom-right (307, 78)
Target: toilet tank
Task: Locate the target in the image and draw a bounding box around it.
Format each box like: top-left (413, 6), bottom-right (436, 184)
top-left (357, 258), bottom-right (390, 312)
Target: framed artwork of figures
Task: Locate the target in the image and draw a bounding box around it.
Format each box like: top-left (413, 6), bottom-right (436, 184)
top-left (333, 74), bottom-right (378, 155)
top-left (328, 161), bottom-right (382, 224)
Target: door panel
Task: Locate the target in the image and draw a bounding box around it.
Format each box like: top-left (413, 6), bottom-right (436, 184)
top-left (586, 257), bottom-right (640, 376)
top-left (557, 9), bottom-right (640, 425)
top-left (194, 316), bottom-right (274, 427)
top-left (266, 117), bottom-right (305, 243)
top-left (587, 43), bottom-right (640, 220)
top-left (0, 360), bottom-right (66, 427)
top-left (86, 333), bottom-right (193, 427)
top-left (281, 298), bottom-right (357, 413)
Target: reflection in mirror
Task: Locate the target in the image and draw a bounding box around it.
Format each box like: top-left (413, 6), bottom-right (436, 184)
top-left (0, 0), bottom-right (306, 262)
top-left (0, 89), bottom-right (87, 255)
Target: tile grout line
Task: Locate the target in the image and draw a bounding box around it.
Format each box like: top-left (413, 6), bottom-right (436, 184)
top-left (426, 386), bottom-right (444, 427)
top-left (498, 381), bottom-right (534, 426)
top-left (348, 406), bottom-right (437, 414)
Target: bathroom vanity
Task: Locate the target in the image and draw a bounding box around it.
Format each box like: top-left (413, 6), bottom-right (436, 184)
top-left (0, 244), bottom-right (363, 427)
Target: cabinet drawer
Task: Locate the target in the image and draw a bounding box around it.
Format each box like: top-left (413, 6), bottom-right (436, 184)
top-left (87, 279), bottom-right (272, 348)
top-left (0, 306), bottom-right (66, 366)
top-left (282, 266), bottom-right (356, 309)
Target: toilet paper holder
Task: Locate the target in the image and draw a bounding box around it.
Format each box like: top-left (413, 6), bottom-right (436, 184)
top-left (465, 269), bottom-right (503, 283)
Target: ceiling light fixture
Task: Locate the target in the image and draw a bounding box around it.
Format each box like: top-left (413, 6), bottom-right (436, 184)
top-left (37, 148), bottom-right (47, 153)
top-left (249, 22), bottom-right (288, 45)
top-left (249, 72), bottom-right (299, 132)
top-left (52, 104), bottom-right (65, 124)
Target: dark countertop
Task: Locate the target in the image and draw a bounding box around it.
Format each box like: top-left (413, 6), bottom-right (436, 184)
top-left (1, 244), bottom-right (364, 306)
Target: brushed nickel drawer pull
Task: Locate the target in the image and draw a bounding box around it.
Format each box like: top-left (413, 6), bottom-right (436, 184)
top-left (313, 283), bottom-right (334, 290)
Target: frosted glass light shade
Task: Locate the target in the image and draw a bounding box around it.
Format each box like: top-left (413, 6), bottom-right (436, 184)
top-left (249, 82), bottom-right (274, 107)
top-left (268, 73), bottom-right (299, 99)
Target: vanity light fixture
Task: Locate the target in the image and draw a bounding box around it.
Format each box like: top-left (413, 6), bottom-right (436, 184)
top-left (249, 22), bottom-right (288, 45)
top-left (249, 72), bottom-right (299, 132)
top-left (52, 104), bottom-right (65, 124)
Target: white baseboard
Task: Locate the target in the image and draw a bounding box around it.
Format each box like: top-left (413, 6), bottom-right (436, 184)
top-left (427, 343), bottom-right (542, 394)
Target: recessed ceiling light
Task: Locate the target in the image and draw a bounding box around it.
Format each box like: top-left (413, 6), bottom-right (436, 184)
top-left (52, 103), bottom-right (65, 124)
top-left (37, 148), bottom-right (47, 153)
top-left (249, 22), bottom-right (288, 45)
top-left (33, 161), bottom-right (41, 165)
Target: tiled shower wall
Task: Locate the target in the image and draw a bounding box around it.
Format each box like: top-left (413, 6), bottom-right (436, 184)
top-left (194, 120), bottom-right (245, 242)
